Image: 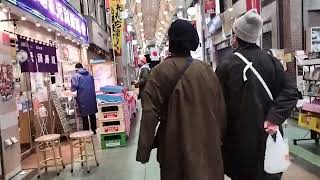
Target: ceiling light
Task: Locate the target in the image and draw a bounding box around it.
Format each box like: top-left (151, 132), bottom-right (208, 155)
top-left (65, 37), bottom-right (69, 40)
top-left (136, 0), bottom-right (141, 3)
top-left (138, 12), bottom-right (142, 17)
top-left (56, 33), bottom-right (61, 36)
top-left (1, 7), bottom-right (9, 13)
top-left (163, 11), bottom-right (168, 16)
top-left (35, 23), bottom-right (41, 27)
top-left (77, 42), bottom-right (80, 45)
top-left (187, 7), bottom-right (197, 16)
top-left (47, 28), bottom-right (52, 32)
top-left (228, 8), bottom-right (233, 12)
top-left (127, 25), bottom-right (133, 32)
top-left (140, 22), bottom-right (143, 26)
top-left (21, 16), bottom-right (27, 21)
top-left (132, 40), bottom-right (138, 45)
top-left (140, 28), bottom-right (144, 32)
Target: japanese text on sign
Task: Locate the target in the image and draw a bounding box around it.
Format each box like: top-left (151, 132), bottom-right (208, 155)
top-left (110, 0), bottom-right (124, 55)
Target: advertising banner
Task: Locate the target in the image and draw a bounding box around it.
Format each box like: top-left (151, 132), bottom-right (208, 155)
top-left (17, 35), bottom-right (58, 73)
top-left (6, 0), bottom-right (89, 43)
top-left (110, 0), bottom-right (124, 55)
top-left (246, 0), bottom-right (261, 14)
top-left (0, 32), bottom-right (16, 115)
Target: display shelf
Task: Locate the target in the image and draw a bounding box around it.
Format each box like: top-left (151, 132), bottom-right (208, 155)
top-left (299, 59), bottom-right (320, 66)
top-left (295, 56), bottom-right (320, 145)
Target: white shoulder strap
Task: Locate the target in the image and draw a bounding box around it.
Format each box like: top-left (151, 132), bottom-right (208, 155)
top-left (234, 52), bottom-right (274, 101)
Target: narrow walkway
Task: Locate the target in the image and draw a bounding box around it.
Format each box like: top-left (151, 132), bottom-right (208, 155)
top-left (30, 105), bottom-right (320, 180)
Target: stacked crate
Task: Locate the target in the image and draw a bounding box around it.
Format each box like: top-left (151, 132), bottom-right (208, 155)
top-left (96, 92), bottom-right (127, 149)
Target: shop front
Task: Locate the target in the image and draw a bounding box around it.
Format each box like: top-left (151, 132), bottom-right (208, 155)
top-left (0, 0), bottom-right (89, 178)
top-left (85, 15), bottom-right (117, 91)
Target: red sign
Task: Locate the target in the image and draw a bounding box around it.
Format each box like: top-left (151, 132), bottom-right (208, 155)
top-left (104, 112), bottom-right (118, 119)
top-left (104, 126), bottom-right (119, 133)
top-left (246, 0), bottom-right (261, 14)
top-left (205, 0), bottom-right (215, 14)
top-left (105, 0), bottom-right (109, 10)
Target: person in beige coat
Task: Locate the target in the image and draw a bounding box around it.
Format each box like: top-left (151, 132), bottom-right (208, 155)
top-left (136, 19), bottom-right (227, 180)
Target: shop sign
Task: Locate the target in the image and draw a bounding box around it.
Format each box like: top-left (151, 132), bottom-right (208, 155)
top-left (17, 35), bottom-right (58, 73)
top-left (204, 0), bottom-right (215, 14)
top-left (6, 0), bottom-right (89, 43)
top-left (110, 0), bottom-right (124, 55)
top-left (246, 0), bottom-right (261, 14)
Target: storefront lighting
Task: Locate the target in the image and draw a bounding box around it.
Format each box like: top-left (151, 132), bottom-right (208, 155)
top-left (1, 7), bottom-right (9, 13)
top-left (132, 40), bottom-right (138, 45)
top-left (187, 7), bottom-right (197, 16)
top-left (35, 23), bottom-right (41, 27)
top-left (21, 16), bottom-right (27, 21)
top-left (127, 25), bottom-right (133, 32)
top-left (47, 28), bottom-right (52, 32)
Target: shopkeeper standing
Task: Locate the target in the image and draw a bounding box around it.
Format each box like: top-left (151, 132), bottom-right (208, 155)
top-left (71, 63), bottom-right (98, 134)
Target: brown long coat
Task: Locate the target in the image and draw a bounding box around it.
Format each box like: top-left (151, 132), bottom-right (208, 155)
top-left (136, 56), bottom-right (226, 180)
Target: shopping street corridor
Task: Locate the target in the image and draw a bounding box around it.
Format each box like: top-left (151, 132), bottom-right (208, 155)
top-left (28, 103), bottom-right (320, 180)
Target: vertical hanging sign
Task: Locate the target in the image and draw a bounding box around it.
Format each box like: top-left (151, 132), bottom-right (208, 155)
top-left (110, 0), bottom-right (124, 55)
top-left (246, 0), bottom-right (261, 14)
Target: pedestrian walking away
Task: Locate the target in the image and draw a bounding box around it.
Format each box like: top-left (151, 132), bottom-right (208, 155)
top-left (216, 9), bottom-right (299, 180)
top-left (136, 19), bottom-right (227, 180)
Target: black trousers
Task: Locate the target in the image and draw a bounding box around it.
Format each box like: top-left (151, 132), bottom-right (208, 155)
top-left (82, 114), bottom-right (97, 133)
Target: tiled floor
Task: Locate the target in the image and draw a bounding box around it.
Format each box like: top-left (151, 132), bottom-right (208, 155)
top-left (24, 106), bottom-right (320, 180)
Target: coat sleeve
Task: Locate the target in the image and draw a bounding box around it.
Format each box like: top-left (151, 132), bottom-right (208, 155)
top-left (136, 69), bottom-right (162, 163)
top-left (138, 67), bottom-right (150, 88)
top-left (210, 67), bottom-right (227, 139)
top-left (71, 75), bottom-right (79, 92)
top-left (266, 60), bottom-right (298, 125)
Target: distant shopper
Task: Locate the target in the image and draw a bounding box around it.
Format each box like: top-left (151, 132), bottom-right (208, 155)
top-left (71, 63), bottom-right (98, 134)
top-left (136, 19), bottom-right (226, 180)
top-left (135, 58), bottom-right (151, 101)
top-left (216, 9), bottom-right (298, 180)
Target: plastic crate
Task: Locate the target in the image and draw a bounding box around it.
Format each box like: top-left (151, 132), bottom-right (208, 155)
top-left (298, 113), bottom-right (320, 133)
top-left (98, 119), bottom-right (125, 134)
top-left (100, 132), bottom-right (127, 149)
top-left (97, 103), bottom-right (124, 121)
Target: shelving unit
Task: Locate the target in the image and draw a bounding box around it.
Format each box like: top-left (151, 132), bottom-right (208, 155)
top-left (294, 59), bottom-right (320, 145)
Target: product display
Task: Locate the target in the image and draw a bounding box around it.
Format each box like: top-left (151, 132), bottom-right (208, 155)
top-left (96, 85), bottom-right (136, 149)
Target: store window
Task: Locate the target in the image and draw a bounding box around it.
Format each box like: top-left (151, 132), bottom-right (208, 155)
top-left (263, 31), bottom-right (272, 50)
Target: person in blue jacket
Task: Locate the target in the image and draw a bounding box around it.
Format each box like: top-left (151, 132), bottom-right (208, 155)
top-left (71, 63), bottom-right (98, 134)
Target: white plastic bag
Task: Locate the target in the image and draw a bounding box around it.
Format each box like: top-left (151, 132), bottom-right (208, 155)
top-left (264, 130), bottom-right (291, 174)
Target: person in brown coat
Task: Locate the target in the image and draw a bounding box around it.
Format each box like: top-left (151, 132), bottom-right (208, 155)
top-left (136, 19), bottom-right (227, 180)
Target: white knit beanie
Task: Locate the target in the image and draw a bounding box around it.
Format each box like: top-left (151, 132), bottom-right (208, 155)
top-left (232, 9), bottom-right (263, 44)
